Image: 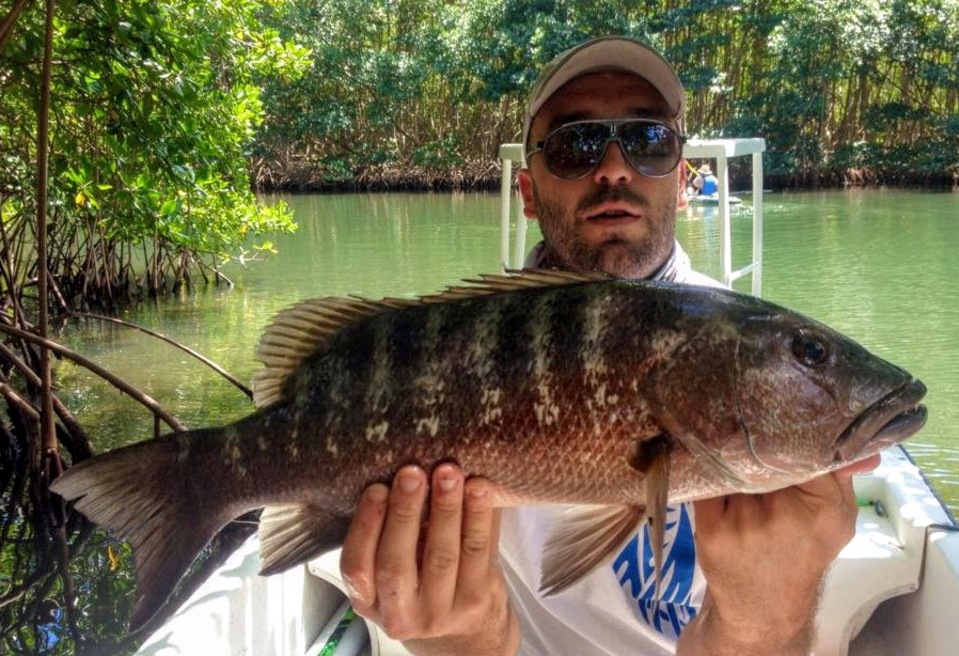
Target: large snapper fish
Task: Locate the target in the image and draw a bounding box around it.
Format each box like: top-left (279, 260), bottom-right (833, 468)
top-left (51, 271), bottom-right (927, 629)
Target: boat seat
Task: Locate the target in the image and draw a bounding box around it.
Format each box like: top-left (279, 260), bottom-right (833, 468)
top-left (815, 448), bottom-right (938, 655)
top-left (308, 550), bottom-right (411, 655)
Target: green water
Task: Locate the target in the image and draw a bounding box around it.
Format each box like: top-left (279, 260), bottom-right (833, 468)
top-left (61, 188), bottom-right (959, 516)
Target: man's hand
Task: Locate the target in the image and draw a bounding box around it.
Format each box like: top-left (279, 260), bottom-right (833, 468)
top-left (677, 455), bottom-right (880, 656)
top-left (339, 463), bottom-right (518, 656)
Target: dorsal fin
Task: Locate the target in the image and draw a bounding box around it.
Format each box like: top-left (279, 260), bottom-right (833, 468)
top-left (250, 268), bottom-right (611, 407)
top-left (251, 295), bottom-right (402, 407)
top-left (421, 269), bottom-right (610, 303)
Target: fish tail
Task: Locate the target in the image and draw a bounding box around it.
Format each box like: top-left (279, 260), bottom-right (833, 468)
top-left (50, 428), bottom-right (230, 630)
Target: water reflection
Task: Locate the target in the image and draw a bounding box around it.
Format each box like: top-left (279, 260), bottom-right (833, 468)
top-left (0, 457), bottom-right (256, 654)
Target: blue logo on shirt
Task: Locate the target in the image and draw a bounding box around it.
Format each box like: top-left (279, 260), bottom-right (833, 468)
top-left (612, 504), bottom-right (698, 640)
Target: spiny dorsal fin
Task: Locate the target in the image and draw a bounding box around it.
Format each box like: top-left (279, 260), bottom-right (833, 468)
top-left (251, 268), bottom-right (610, 407)
top-left (251, 295), bottom-right (411, 407)
top-left (419, 269), bottom-right (610, 303)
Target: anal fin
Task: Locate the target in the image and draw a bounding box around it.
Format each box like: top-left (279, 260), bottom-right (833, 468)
top-left (258, 504), bottom-right (349, 575)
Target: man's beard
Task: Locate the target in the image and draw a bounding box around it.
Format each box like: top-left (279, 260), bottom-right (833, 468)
top-left (533, 185), bottom-right (677, 279)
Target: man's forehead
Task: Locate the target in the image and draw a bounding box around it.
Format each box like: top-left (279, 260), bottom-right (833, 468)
top-left (535, 72), bottom-right (672, 129)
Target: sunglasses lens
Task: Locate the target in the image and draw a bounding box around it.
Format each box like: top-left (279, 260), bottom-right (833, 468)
top-left (539, 120), bottom-right (682, 179)
top-left (619, 122), bottom-right (682, 177)
top-left (542, 123), bottom-right (610, 179)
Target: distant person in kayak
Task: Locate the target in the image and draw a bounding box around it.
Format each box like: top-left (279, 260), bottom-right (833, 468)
top-left (692, 163), bottom-right (718, 196)
top-left (340, 36), bottom-right (876, 656)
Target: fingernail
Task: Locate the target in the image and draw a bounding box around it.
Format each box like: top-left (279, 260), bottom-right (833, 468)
top-left (365, 484), bottom-right (388, 503)
top-left (468, 484), bottom-right (488, 498)
top-left (437, 476), bottom-right (457, 493)
top-left (398, 470), bottom-right (422, 493)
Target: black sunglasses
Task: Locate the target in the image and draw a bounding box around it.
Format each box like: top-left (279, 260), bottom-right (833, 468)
top-left (527, 119), bottom-right (686, 180)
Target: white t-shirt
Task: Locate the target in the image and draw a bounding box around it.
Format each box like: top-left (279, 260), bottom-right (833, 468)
top-left (501, 242), bottom-right (724, 654)
top-left (500, 504), bottom-right (703, 655)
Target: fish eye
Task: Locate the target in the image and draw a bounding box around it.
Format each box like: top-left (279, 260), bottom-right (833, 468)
top-left (791, 331), bottom-right (830, 367)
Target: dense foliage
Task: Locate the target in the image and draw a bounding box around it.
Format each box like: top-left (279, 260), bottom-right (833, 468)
top-left (252, 0), bottom-right (959, 189)
top-left (0, 0), bottom-right (305, 310)
top-left (1, 1), bottom-right (957, 653)
top-left (0, 1), bottom-right (304, 653)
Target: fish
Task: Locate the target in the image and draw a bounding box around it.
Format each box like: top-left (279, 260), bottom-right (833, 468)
top-left (50, 270), bottom-right (928, 630)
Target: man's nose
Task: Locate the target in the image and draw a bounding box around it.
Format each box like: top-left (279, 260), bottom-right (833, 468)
top-left (591, 139), bottom-right (634, 185)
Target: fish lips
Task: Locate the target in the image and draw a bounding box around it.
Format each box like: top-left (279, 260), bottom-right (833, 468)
top-left (834, 378), bottom-right (928, 462)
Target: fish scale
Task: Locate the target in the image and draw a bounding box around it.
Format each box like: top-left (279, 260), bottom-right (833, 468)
top-left (50, 271), bottom-right (927, 630)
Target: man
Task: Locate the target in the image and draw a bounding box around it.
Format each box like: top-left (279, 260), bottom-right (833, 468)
top-left (692, 164), bottom-right (718, 196)
top-left (340, 36), bottom-right (875, 655)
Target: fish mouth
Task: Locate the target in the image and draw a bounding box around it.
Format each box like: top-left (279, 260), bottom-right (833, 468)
top-left (834, 378), bottom-right (927, 461)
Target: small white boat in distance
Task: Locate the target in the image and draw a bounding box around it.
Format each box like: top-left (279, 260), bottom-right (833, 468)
top-left (687, 192), bottom-right (742, 205)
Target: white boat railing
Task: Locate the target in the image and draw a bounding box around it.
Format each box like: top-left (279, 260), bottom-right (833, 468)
top-left (498, 138), bottom-right (766, 296)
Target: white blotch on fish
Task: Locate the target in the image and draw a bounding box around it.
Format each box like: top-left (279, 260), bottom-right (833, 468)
top-left (481, 387), bottom-right (504, 425)
top-left (365, 420), bottom-right (389, 443)
top-left (416, 415), bottom-right (440, 437)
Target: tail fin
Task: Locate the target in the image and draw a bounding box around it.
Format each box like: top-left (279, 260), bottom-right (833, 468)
top-left (50, 430), bottom-right (229, 630)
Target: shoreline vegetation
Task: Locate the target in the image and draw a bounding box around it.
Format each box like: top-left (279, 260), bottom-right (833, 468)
top-left (3, 1), bottom-right (958, 307)
top-left (243, 2), bottom-right (959, 196)
top-left (248, 159), bottom-right (959, 194)
top-left (3, 0), bottom-right (956, 312)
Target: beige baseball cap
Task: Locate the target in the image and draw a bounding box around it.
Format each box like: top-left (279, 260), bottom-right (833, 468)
top-left (521, 36), bottom-right (686, 157)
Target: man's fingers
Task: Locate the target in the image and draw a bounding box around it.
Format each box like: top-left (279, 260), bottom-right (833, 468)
top-left (835, 453), bottom-right (881, 479)
top-left (418, 464), bottom-right (465, 607)
top-left (373, 465), bottom-right (429, 629)
top-left (456, 477), bottom-right (498, 597)
top-left (340, 467), bottom-right (508, 644)
top-left (793, 468), bottom-right (859, 508)
top-left (340, 482), bottom-right (389, 615)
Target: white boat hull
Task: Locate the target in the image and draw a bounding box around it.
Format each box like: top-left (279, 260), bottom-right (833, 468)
top-left (687, 193), bottom-right (742, 205)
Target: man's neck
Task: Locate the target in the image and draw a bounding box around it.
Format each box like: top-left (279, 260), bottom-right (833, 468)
top-left (531, 242), bottom-right (678, 282)
top-left (533, 245), bottom-right (572, 272)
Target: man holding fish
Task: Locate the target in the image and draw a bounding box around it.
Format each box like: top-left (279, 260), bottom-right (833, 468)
top-left (51, 35), bottom-right (925, 651)
top-left (340, 36), bottom-right (882, 655)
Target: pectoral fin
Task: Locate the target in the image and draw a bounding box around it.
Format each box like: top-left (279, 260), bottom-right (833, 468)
top-left (258, 504), bottom-right (349, 575)
top-left (539, 435), bottom-right (675, 597)
top-left (636, 437), bottom-right (671, 598)
top-left (540, 505), bottom-right (645, 595)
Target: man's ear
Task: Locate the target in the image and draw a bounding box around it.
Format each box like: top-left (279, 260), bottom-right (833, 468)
top-left (517, 169), bottom-right (538, 219)
top-left (676, 160), bottom-right (690, 211)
